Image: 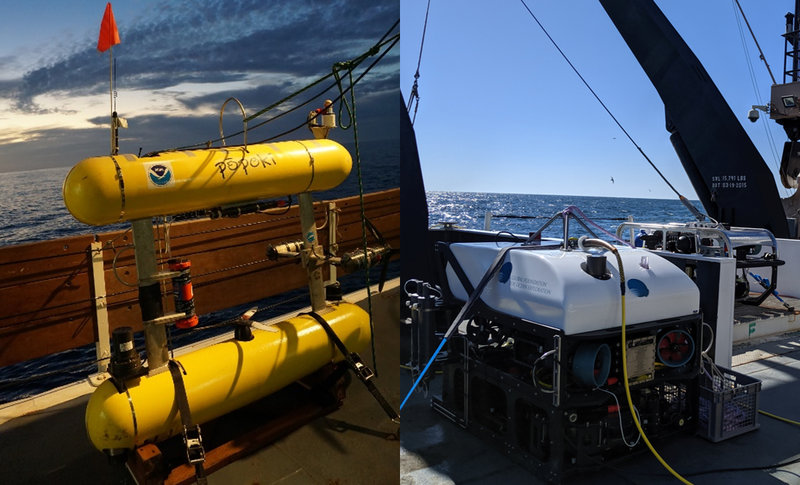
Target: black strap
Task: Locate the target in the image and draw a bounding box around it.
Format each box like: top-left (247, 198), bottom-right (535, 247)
top-left (168, 360), bottom-right (207, 484)
top-left (437, 241), bottom-right (475, 296)
top-left (301, 311), bottom-right (400, 423)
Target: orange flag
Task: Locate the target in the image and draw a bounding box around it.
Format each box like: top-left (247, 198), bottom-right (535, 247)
top-left (97, 3), bottom-right (121, 52)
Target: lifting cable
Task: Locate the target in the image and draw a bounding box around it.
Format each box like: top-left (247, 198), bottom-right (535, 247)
top-left (406, 0), bottom-right (432, 125)
top-left (732, 0), bottom-right (776, 84)
top-left (518, 0), bottom-right (708, 221)
top-left (731, 0), bottom-right (787, 197)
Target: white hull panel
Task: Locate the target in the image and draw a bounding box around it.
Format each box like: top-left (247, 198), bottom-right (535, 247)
top-left (446, 243), bottom-right (699, 334)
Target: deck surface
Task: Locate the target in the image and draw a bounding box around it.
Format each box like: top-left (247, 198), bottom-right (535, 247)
top-left (5, 287), bottom-right (800, 484)
top-left (0, 284), bottom-right (400, 485)
top-left (401, 327), bottom-right (800, 485)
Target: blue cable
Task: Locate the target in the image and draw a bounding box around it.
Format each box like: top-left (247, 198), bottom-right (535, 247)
top-left (748, 271), bottom-right (794, 310)
top-left (400, 336), bottom-right (448, 410)
top-left (399, 243), bottom-right (529, 410)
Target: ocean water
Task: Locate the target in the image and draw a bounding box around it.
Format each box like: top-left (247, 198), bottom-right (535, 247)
top-left (427, 191), bottom-right (702, 240)
top-left (0, 166), bottom-right (100, 246)
top-left (0, 138), bottom-right (399, 404)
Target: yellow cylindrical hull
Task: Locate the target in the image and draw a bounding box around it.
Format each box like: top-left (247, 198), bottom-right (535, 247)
top-left (63, 139), bottom-right (352, 226)
top-left (85, 302), bottom-right (369, 452)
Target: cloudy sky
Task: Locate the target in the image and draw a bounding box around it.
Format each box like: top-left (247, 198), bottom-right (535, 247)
top-left (402, 0), bottom-right (792, 200)
top-left (0, 0), bottom-right (399, 173)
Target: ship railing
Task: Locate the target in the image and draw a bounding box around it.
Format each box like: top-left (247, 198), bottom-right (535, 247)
top-left (0, 188), bottom-right (399, 372)
top-left (615, 221), bottom-right (779, 258)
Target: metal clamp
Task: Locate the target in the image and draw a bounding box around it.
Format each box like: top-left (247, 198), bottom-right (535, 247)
top-left (183, 424), bottom-right (205, 465)
top-left (350, 353), bottom-right (375, 381)
top-left (301, 310), bottom-right (399, 422)
top-left (139, 270), bottom-right (182, 284)
top-left (552, 334), bottom-right (562, 408)
top-left (142, 312), bottom-right (187, 326)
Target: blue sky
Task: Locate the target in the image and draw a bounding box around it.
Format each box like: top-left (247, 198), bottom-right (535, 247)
top-left (401, 0), bottom-right (793, 200)
top-left (0, 0), bottom-right (398, 173)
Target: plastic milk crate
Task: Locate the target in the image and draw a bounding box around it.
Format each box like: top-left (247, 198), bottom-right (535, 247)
top-left (697, 365), bottom-right (761, 442)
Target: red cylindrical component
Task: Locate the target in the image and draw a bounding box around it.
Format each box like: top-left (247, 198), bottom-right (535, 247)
top-left (169, 259), bottom-right (199, 329)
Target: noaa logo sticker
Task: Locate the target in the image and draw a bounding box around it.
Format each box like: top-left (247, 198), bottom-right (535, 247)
top-left (497, 262), bottom-right (512, 283)
top-left (145, 163), bottom-right (174, 187)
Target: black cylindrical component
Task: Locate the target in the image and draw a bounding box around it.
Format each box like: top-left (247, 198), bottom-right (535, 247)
top-left (676, 235), bottom-right (694, 254)
top-left (417, 284), bottom-right (436, 370)
top-left (112, 112), bottom-right (119, 156)
top-left (408, 293), bottom-right (420, 367)
top-left (234, 323), bottom-right (254, 342)
top-left (325, 281), bottom-right (343, 301)
top-left (110, 326), bottom-right (143, 381)
top-left (735, 275), bottom-right (750, 300)
top-left (586, 254), bottom-right (608, 279)
top-left (138, 283), bottom-right (163, 322)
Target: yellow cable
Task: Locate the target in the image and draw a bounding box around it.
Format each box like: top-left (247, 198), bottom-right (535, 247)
top-left (759, 409), bottom-right (800, 426)
top-left (613, 249), bottom-right (693, 485)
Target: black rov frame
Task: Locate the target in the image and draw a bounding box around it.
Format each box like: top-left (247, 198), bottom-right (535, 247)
top-left (408, 221), bottom-right (702, 483)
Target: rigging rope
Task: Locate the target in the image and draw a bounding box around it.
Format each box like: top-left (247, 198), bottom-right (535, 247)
top-left (252, 33), bottom-right (399, 144)
top-left (146, 21), bottom-right (399, 155)
top-left (406, 0), bottom-right (431, 125)
top-left (732, 0), bottom-right (776, 85)
top-left (333, 53), bottom-right (379, 377)
top-left (731, 0), bottom-right (788, 198)
top-left (518, 0), bottom-right (704, 215)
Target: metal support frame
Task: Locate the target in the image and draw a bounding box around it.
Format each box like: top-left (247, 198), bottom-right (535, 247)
top-left (89, 240), bottom-right (111, 379)
top-left (433, 310), bottom-right (701, 483)
top-left (298, 193), bottom-right (326, 312)
top-left (327, 202), bottom-right (338, 285)
top-left (132, 218), bottom-right (169, 373)
top-left (552, 334), bottom-right (562, 408)
top-left (784, 1), bottom-right (800, 83)
top-left (616, 221), bottom-right (782, 306)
